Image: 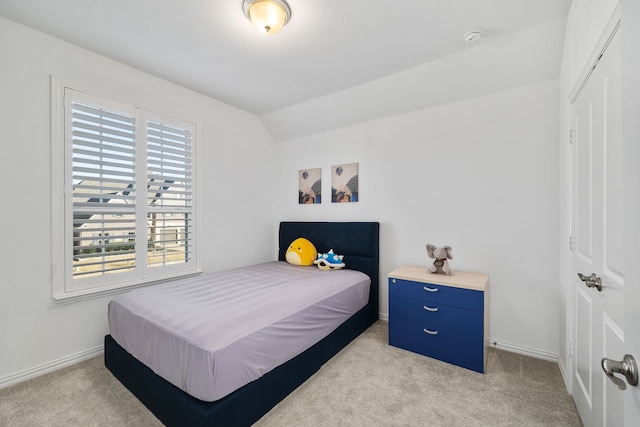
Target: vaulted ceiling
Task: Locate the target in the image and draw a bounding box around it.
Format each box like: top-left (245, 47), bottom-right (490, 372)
top-left (0, 0), bottom-right (572, 140)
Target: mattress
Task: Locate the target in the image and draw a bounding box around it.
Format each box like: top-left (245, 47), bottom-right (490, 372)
top-left (107, 261), bottom-right (370, 402)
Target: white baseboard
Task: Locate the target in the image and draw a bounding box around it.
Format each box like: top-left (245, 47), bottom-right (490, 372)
top-left (488, 338), bottom-right (558, 362)
top-left (0, 345), bottom-right (103, 390)
top-left (380, 314), bottom-right (557, 363)
top-left (557, 356), bottom-right (573, 393)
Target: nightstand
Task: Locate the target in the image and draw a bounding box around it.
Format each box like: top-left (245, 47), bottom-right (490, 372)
top-left (388, 265), bottom-right (489, 373)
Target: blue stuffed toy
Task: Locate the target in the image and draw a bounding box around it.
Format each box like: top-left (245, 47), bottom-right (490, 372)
top-left (314, 249), bottom-right (345, 270)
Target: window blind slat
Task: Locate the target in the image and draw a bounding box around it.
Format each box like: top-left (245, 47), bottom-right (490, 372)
top-left (73, 193), bottom-right (135, 202)
top-left (71, 123), bottom-right (136, 142)
top-left (146, 180), bottom-right (191, 190)
top-left (148, 161), bottom-right (191, 172)
top-left (147, 190), bottom-right (191, 199)
top-left (147, 151), bottom-right (190, 163)
top-left (72, 130), bottom-right (135, 152)
top-left (72, 103), bottom-right (136, 125)
top-left (73, 147), bottom-right (136, 164)
top-left (147, 170), bottom-right (189, 180)
top-left (72, 166), bottom-right (135, 179)
top-left (72, 175), bottom-right (136, 187)
top-left (148, 123), bottom-right (191, 138)
top-left (72, 109), bottom-right (135, 129)
top-left (73, 228), bottom-right (136, 237)
top-left (73, 255), bottom-right (136, 266)
top-left (73, 217), bottom-right (136, 225)
top-left (72, 153), bottom-right (136, 168)
top-left (73, 183), bottom-right (135, 194)
top-left (147, 143), bottom-right (191, 158)
top-left (73, 264), bottom-right (136, 277)
top-left (72, 164), bottom-right (135, 177)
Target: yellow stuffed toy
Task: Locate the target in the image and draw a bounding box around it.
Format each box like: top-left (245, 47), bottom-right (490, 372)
top-left (286, 238), bottom-right (317, 266)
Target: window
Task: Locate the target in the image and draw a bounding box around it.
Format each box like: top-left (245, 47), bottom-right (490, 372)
top-left (52, 86), bottom-right (199, 300)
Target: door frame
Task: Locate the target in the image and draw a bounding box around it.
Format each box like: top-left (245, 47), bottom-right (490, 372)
top-left (622, 0), bottom-right (640, 423)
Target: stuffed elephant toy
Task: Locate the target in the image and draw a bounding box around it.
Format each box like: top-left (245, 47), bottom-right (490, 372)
top-left (426, 244), bottom-right (453, 275)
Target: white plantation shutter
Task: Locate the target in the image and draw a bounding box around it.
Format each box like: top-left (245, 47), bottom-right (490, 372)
top-left (146, 120), bottom-right (193, 267)
top-left (71, 101), bottom-right (137, 277)
top-left (56, 87), bottom-right (198, 298)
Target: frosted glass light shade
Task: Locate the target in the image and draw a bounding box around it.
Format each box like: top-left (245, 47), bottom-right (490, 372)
top-left (243, 0), bottom-right (291, 34)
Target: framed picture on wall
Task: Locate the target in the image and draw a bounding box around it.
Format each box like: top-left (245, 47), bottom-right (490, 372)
top-left (331, 162), bottom-right (358, 203)
top-left (298, 168), bottom-right (321, 204)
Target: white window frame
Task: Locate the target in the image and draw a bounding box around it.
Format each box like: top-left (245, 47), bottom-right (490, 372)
top-left (51, 80), bottom-right (200, 302)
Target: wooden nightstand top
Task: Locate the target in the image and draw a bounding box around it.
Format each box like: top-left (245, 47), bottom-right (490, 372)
top-left (389, 265), bottom-right (488, 291)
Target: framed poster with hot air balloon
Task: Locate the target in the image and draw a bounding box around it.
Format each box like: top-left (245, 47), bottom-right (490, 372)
top-left (298, 168), bottom-right (321, 204)
top-left (331, 162), bottom-right (358, 203)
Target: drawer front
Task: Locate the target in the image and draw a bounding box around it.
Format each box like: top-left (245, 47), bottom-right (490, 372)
top-left (389, 314), bottom-right (484, 373)
top-left (389, 277), bottom-right (483, 312)
top-left (389, 295), bottom-right (478, 325)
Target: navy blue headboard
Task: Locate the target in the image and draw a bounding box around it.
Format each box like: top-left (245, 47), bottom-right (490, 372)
top-left (278, 221), bottom-right (380, 322)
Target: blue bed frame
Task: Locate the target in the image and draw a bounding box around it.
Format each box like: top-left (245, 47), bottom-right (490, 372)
top-left (104, 221), bottom-right (380, 426)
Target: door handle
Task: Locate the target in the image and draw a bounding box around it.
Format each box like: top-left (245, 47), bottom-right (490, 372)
top-left (577, 273), bottom-right (603, 291)
top-left (601, 354), bottom-right (638, 387)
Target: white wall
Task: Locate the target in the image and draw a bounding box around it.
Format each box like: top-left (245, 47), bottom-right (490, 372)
top-left (557, 0), bottom-right (620, 387)
top-left (0, 17), bottom-right (277, 385)
top-left (274, 80), bottom-right (560, 357)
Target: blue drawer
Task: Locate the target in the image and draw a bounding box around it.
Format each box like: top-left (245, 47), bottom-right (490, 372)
top-left (388, 314), bottom-right (484, 373)
top-left (389, 295), bottom-right (479, 325)
top-left (389, 277), bottom-right (483, 312)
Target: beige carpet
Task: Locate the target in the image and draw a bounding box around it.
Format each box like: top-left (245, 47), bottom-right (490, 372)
top-left (0, 321), bottom-right (582, 426)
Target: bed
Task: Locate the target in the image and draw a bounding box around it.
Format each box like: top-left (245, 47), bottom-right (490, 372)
top-left (104, 221), bottom-right (379, 426)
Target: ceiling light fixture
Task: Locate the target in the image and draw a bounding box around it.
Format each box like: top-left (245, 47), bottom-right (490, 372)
top-left (463, 30), bottom-right (483, 44)
top-left (242, 0), bottom-right (291, 35)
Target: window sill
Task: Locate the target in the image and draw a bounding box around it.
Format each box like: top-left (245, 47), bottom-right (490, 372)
top-left (52, 270), bottom-right (202, 305)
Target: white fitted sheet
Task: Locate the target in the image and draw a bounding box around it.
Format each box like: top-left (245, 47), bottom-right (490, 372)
top-left (108, 261), bottom-right (370, 402)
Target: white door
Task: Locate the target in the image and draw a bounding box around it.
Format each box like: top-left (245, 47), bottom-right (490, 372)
top-left (571, 26), bottom-right (628, 427)
top-left (623, 1), bottom-right (640, 424)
